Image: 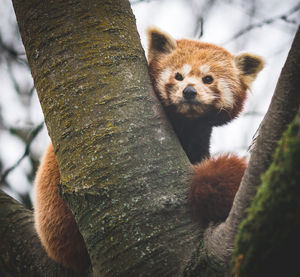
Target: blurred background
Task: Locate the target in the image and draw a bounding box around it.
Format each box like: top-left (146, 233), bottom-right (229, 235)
top-left (0, 0), bottom-right (299, 208)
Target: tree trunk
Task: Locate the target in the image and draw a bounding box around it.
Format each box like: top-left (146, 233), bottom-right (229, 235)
top-left (4, 0), bottom-right (300, 276)
top-left (231, 108), bottom-right (300, 277)
top-left (11, 0), bottom-right (201, 276)
top-left (199, 26), bottom-right (300, 272)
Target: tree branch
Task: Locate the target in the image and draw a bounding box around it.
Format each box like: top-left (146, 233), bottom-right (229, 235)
top-left (223, 3), bottom-right (300, 45)
top-left (12, 0), bottom-right (199, 275)
top-left (0, 33), bottom-right (27, 64)
top-left (231, 107), bottom-right (300, 277)
top-left (0, 122), bottom-right (44, 185)
top-left (204, 25), bottom-right (300, 267)
top-left (0, 190), bottom-right (75, 276)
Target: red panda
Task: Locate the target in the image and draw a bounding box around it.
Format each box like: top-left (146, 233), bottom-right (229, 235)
top-left (190, 154), bottom-right (247, 224)
top-left (147, 27), bottom-right (264, 164)
top-left (147, 27), bottom-right (263, 223)
top-left (34, 28), bottom-right (264, 272)
top-left (34, 144), bottom-right (90, 273)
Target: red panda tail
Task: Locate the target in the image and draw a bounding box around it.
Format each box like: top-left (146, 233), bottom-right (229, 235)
top-left (34, 143), bottom-right (90, 273)
top-left (190, 154), bottom-right (247, 224)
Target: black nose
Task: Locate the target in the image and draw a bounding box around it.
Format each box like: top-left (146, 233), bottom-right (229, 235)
top-left (183, 86), bottom-right (197, 100)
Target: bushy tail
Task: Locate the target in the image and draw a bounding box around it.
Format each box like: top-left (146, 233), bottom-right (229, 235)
top-left (34, 143), bottom-right (90, 273)
top-left (190, 154), bottom-right (247, 224)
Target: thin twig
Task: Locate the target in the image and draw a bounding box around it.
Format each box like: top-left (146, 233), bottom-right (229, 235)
top-left (195, 17), bottom-right (204, 39)
top-left (0, 122), bottom-right (44, 184)
top-left (243, 111), bottom-right (265, 117)
top-left (0, 33), bottom-right (27, 64)
top-left (130, 0), bottom-right (157, 5)
top-left (223, 2), bottom-right (300, 45)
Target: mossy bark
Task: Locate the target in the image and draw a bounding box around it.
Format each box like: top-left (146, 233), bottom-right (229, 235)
top-left (200, 26), bottom-right (300, 271)
top-left (0, 190), bottom-right (75, 277)
top-left (231, 108), bottom-right (300, 277)
top-left (8, 1), bottom-right (300, 275)
top-left (11, 0), bottom-right (204, 276)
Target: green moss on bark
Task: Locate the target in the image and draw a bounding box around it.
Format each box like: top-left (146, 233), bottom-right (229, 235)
top-left (231, 109), bottom-right (300, 277)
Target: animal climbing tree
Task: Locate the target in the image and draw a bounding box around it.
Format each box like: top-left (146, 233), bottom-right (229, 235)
top-left (0, 0), bottom-right (299, 276)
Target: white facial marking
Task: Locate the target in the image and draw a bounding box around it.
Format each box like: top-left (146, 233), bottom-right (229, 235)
top-left (200, 65), bottom-right (210, 75)
top-left (157, 68), bottom-right (172, 101)
top-left (217, 79), bottom-right (234, 108)
top-left (182, 64), bottom-right (192, 76)
top-left (159, 67), bottom-right (172, 84)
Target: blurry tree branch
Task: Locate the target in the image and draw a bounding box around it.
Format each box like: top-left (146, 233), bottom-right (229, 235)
top-left (0, 122), bottom-right (44, 186)
top-left (0, 33), bottom-right (27, 64)
top-left (242, 111), bottom-right (265, 117)
top-left (193, 0), bottom-right (216, 38)
top-left (223, 2), bottom-right (300, 45)
top-left (7, 62), bottom-right (35, 97)
top-left (195, 17), bottom-right (204, 39)
top-left (130, 0), bottom-right (157, 5)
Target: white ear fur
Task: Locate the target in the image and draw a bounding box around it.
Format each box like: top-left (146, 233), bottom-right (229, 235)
top-left (234, 53), bottom-right (265, 88)
top-left (147, 27), bottom-right (177, 61)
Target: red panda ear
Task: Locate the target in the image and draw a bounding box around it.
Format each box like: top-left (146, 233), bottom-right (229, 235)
top-left (147, 27), bottom-right (177, 62)
top-left (234, 53), bottom-right (265, 89)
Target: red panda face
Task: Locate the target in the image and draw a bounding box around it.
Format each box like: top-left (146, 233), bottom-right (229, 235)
top-left (154, 44), bottom-right (242, 118)
top-left (147, 28), bottom-right (264, 120)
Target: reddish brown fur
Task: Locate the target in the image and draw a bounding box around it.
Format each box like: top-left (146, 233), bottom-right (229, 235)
top-left (34, 29), bottom-right (262, 270)
top-left (148, 28), bottom-right (264, 125)
top-left (191, 154), bottom-right (247, 223)
top-left (149, 38), bottom-right (248, 123)
top-left (34, 143), bottom-right (90, 272)
top-left (147, 28), bottom-right (264, 164)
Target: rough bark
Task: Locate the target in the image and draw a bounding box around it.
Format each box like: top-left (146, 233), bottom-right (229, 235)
top-left (11, 0), bottom-right (201, 276)
top-left (0, 190), bottom-right (75, 277)
top-left (231, 108), bottom-right (300, 277)
top-left (7, 0), bottom-right (299, 275)
top-left (202, 26), bottom-right (300, 269)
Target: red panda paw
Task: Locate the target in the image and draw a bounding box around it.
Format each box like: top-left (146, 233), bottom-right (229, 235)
top-left (190, 154), bottom-right (247, 224)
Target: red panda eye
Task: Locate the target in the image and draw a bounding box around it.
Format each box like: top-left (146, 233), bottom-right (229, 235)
top-left (202, 75), bottom-right (214, 84)
top-left (175, 73), bottom-right (184, 81)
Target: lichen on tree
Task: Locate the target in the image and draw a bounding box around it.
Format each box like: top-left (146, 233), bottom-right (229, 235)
top-left (231, 108), bottom-right (300, 277)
